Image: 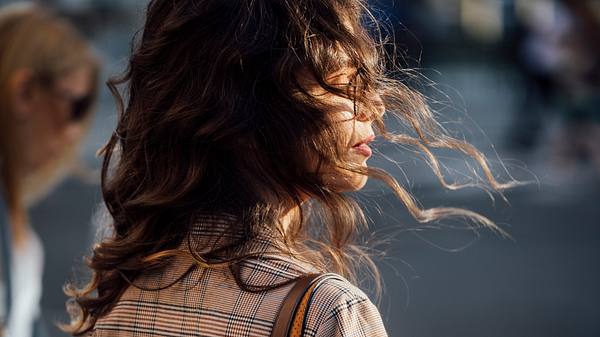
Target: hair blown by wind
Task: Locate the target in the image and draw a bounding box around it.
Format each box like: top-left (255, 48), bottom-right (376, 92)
top-left (63, 0), bottom-right (519, 334)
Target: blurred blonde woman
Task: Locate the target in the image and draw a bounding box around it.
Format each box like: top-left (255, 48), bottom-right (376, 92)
top-left (0, 3), bottom-right (98, 336)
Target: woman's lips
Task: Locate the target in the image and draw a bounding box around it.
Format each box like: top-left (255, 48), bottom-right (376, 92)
top-left (352, 135), bottom-right (375, 157)
top-left (352, 143), bottom-right (373, 157)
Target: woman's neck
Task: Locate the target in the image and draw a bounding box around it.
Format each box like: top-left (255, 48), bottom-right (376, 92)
top-left (278, 196), bottom-right (309, 235)
top-left (279, 206), bottom-right (297, 234)
top-left (2, 158), bottom-right (30, 247)
top-left (10, 203), bottom-right (30, 248)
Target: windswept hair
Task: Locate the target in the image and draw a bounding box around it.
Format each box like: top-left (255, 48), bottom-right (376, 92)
top-left (64, 0), bottom-right (516, 334)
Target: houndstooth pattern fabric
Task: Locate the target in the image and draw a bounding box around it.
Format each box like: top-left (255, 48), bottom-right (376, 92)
top-left (91, 214), bottom-right (388, 337)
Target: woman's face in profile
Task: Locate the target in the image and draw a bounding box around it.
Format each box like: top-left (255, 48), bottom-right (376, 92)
top-left (304, 68), bottom-right (385, 192)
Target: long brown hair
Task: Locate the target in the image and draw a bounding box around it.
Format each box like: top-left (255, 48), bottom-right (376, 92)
top-left (64, 0), bottom-right (517, 334)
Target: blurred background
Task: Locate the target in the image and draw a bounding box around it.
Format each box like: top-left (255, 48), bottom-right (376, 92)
top-left (1, 0), bottom-right (599, 336)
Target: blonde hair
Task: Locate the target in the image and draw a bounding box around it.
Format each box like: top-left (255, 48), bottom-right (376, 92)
top-left (0, 3), bottom-right (98, 224)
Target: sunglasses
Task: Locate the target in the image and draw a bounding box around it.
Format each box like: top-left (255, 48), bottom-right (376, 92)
top-left (68, 94), bottom-right (94, 122)
top-left (50, 89), bottom-right (94, 122)
top-left (36, 73), bottom-right (94, 122)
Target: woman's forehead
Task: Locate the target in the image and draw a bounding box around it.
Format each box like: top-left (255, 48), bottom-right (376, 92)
top-left (296, 64), bottom-right (356, 88)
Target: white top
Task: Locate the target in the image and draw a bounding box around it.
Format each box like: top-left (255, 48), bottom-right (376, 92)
top-left (5, 228), bottom-right (44, 337)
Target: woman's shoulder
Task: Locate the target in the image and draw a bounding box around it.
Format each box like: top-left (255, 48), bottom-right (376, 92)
top-left (303, 274), bottom-right (388, 337)
top-left (310, 274), bottom-right (371, 310)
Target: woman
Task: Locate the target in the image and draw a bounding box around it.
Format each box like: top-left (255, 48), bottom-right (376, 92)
top-left (0, 3), bottom-right (98, 336)
top-left (64, 0), bottom-right (514, 336)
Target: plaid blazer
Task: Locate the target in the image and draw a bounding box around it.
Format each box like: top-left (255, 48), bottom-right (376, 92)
top-left (91, 214), bottom-right (388, 337)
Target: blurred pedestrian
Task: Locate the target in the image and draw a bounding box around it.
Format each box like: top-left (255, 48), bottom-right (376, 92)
top-left (551, 0), bottom-right (600, 177)
top-left (63, 1), bottom-right (514, 336)
top-left (507, 0), bottom-right (569, 150)
top-left (509, 0), bottom-right (600, 177)
top-left (0, 3), bottom-right (98, 336)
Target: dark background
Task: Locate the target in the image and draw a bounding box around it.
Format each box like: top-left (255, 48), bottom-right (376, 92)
top-left (2, 0), bottom-right (598, 336)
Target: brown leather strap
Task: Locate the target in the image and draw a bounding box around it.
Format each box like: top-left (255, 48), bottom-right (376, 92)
top-left (271, 273), bottom-right (322, 337)
top-left (289, 278), bottom-right (321, 337)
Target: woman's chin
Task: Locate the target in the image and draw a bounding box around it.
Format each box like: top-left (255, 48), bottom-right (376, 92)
top-left (325, 172), bottom-right (368, 192)
top-left (349, 174), bottom-right (369, 191)
top-left (320, 158), bottom-right (370, 192)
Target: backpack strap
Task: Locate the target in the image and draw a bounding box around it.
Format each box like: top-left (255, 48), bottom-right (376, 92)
top-left (272, 273), bottom-right (341, 337)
